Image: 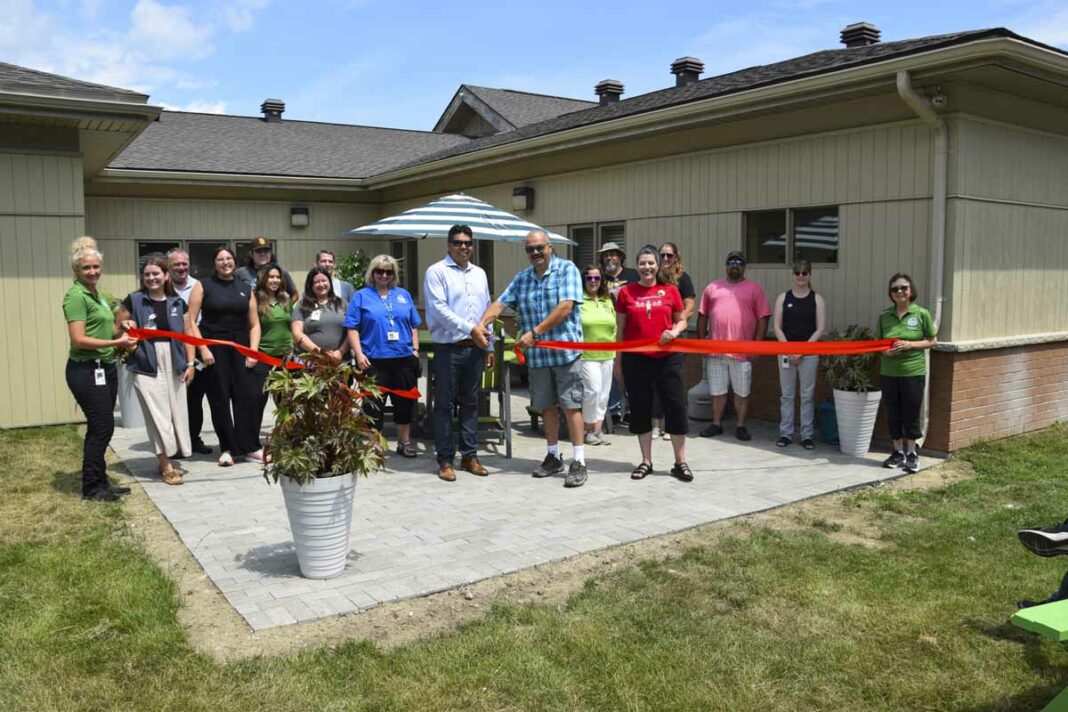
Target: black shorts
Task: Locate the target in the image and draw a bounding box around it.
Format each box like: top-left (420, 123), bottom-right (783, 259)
top-left (365, 355), bottom-right (421, 426)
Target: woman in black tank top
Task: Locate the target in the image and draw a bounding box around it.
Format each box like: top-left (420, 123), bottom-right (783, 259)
top-left (191, 246), bottom-right (263, 465)
top-left (772, 260), bottom-right (826, 449)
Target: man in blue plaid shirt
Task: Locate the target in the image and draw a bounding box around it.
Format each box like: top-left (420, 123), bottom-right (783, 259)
top-left (478, 230), bottom-right (588, 488)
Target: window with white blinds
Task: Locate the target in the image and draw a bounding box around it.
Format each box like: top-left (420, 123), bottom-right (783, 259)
top-left (570, 222), bottom-right (625, 269)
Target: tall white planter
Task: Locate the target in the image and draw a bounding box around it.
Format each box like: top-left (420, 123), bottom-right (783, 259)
top-left (280, 473), bottom-right (357, 579)
top-left (833, 388), bottom-right (882, 456)
top-left (117, 367), bottom-right (145, 429)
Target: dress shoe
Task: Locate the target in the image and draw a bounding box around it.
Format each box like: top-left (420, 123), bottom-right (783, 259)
top-left (438, 461), bottom-right (456, 482)
top-left (191, 439), bottom-right (212, 455)
top-left (108, 484), bottom-right (132, 495)
top-left (460, 456), bottom-right (488, 476)
top-left (83, 489), bottom-right (121, 503)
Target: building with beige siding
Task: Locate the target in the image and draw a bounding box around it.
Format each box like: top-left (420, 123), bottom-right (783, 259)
top-left (3, 24), bottom-right (1067, 452)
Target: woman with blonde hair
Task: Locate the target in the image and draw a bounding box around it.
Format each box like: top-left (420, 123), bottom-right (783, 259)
top-left (345, 254), bottom-right (422, 457)
top-left (62, 237), bottom-right (138, 501)
top-left (119, 255), bottom-right (197, 484)
top-left (650, 242), bottom-right (696, 439)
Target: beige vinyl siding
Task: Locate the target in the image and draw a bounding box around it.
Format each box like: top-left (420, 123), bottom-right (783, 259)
top-left (946, 117), bottom-right (1068, 341)
top-left (0, 152), bottom-right (86, 428)
top-left (384, 120), bottom-right (934, 330)
top-left (85, 197), bottom-right (384, 294)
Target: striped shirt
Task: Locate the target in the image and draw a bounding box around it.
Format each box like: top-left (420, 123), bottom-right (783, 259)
top-left (498, 255), bottom-right (584, 368)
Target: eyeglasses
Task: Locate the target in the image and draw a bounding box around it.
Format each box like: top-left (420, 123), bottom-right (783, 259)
top-left (584, 275), bottom-right (602, 282)
top-left (659, 252), bottom-right (675, 259)
top-left (890, 285), bottom-right (910, 294)
top-left (794, 270), bottom-right (809, 277)
top-left (726, 259), bottom-right (745, 266)
top-left (524, 245), bottom-right (547, 255)
top-left (448, 239), bottom-right (473, 248)
top-left (373, 268), bottom-right (394, 276)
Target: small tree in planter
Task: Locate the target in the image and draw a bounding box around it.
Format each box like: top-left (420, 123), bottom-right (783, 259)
top-left (820, 325), bottom-right (883, 456)
top-left (263, 351), bottom-right (385, 579)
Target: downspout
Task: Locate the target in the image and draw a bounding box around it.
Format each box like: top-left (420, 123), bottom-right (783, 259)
top-left (896, 70), bottom-right (947, 447)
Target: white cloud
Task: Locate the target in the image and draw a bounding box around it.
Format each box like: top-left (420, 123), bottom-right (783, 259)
top-left (1011, 5), bottom-right (1068, 47)
top-left (222, 0), bottom-right (269, 32)
top-left (128, 0), bottom-right (214, 61)
top-left (159, 99), bottom-right (228, 113)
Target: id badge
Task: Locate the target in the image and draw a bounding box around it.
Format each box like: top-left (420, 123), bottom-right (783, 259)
top-left (386, 330), bottom-right (400, 342)
top-left (94, 368), bottom-right (107, 386)
top-left (780, 355), bottom-right (791, 369)
top-left (309, 309), bottom-right (321, 322)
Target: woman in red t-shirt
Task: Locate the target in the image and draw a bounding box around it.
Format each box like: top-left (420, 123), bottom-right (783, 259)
top-left (614, 246), bottom-right (691, 482)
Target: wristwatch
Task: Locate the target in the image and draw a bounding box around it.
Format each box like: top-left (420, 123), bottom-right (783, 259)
top-left (531, 327), bottom-right (542, 342)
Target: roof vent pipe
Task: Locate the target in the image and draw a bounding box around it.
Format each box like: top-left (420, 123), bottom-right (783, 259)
top-left (594, 79), bottom-right (624, 106)
top-left (840, 22), bottom-right (881, 48)
top-left (670, 57), bottom-right (704, 87)
top-left (260, 98), bottom-right (285, 122)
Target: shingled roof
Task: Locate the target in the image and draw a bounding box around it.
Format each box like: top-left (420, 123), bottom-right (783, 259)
top-left (397, 28), bottom-right (1047, 171)
top-left (109, 111), bottom-right (470, 179)
top-left (0, 61), bottom-right (149, 103)
top-left (462, 86), bottom-right (595, 129)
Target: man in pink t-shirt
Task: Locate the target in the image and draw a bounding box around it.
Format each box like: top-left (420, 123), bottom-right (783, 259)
top-left (696, 250), bottom-right (771, 441)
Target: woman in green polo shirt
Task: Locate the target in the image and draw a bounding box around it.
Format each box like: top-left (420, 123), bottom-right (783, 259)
top-left (62, 236), bottom-right (138, 502)
top-left (580, 265), bottom-right (617, 446)
top-left (877, 273), bottom-right (937, 474)
top-left (251, 266), bottom-right (293, 438)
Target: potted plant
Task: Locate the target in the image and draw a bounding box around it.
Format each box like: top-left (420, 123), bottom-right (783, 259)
top-left (262, 351), bottom-right (385, 579)
top-left (820, 325), bottom-right (882, 456)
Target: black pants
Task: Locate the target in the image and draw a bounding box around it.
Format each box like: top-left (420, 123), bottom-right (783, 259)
top-left (204, 344), bottom-right (261, 455)
top-left (187, 361), bottom-right (209, 441)
top-left (249, 361), bottom-right (273, 440)
top-left (432, 344), bottom-right (483, 463)
top-left (621, 353), bottom-right (688, 436)
top-left (880, 374), bottom-right (925, 441)
top-left (364, 355), bottom-right (420, 431)
top-left (65, 360), bottom-right (118, 497)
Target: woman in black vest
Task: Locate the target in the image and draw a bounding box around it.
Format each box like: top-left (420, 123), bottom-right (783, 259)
top-left (772, 259), bottom-right (826, 449)
top-left (190, 246), bottom-right (262, 466)
top-left (119, 255), bottom-right (196, 484)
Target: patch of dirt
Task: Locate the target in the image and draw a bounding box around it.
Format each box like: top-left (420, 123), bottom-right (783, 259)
top-left (113, 452), bottom-right (975, 662)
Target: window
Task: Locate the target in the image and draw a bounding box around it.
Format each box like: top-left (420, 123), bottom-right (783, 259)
top-left (570, 221), bottom-right (625, 270)
top-left (744, 207), bottom-right (838, 265)
top-left (475, 239), bottom-right (494, 292)
top-left (140, 239), bottom-right (285, 281)
top-left (390, 240), bottom-right (419, 299)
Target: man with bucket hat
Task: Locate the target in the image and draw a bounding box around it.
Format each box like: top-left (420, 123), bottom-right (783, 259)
top-left (598, 242), bottom-right (639, 296)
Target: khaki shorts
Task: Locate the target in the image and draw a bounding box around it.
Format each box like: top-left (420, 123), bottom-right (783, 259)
top-left (706, 355), bottom-right (752, 397)
top-left (529, 359), bottom-right (585, 410)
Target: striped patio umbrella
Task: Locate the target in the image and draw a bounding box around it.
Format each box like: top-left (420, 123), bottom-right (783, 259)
top-left (346, 193), bottom-right (575, 245)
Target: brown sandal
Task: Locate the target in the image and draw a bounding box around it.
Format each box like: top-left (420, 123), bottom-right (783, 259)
top-left (630, 462), bottom-right (653, 480)
top-left (161, 468), bottom-right (184, 486)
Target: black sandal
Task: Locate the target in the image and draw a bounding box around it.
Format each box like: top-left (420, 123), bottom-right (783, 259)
top-left (631, 462), bottom-right (653, 480)
top-left (670, 462), bottom-right (693, 482)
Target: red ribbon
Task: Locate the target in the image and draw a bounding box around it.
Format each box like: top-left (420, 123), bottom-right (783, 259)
top-left (128, 327), bottom-right (421, 400)
top-left (512, 337), bottom-right (894, 366)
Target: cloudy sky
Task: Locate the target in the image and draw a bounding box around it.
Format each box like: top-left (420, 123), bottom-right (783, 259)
top-left (3, 0), bottom-right (1066, 130)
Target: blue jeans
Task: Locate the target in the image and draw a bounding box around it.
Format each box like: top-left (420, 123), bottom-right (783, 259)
top-left (432, 344), bottom-right (484, 463)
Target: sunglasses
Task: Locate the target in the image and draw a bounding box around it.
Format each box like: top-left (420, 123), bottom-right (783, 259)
top-left (373, 268), bottom-right (394, 276)
top-left (584, 275), bottom-right (602, 282)
top-left (726, 259), bottom-right (745, 266)
top-left (659, 252), bottom-right (675, 259)
top-left (525, 245), bottom-right (547, 255)
top-left (794, 270), bottom-right (809, 277)
top-left (449, 239), bottom-right (473, 248)
top-left (890, 285), bottom-right (910, 294)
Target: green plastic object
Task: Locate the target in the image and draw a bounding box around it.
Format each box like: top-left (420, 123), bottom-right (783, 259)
top-left (1011, 600), bottom-right (1068, 641)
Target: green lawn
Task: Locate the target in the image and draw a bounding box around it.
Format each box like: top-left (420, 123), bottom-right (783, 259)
top-left (3, 425), bottom-right (1068, 711)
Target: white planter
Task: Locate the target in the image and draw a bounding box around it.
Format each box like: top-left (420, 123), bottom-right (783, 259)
top-left (280, 473), bottom-right (357, 579)
top-left (687, 376), bottom-right (713, 421)
top-left (833, 388), bottom-right (882, 456)
top-left (117, 367), bottom-right (145, 429)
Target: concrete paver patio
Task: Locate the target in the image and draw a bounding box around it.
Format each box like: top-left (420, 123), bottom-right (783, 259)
top-left (109, 390), bottom-right (920, 631)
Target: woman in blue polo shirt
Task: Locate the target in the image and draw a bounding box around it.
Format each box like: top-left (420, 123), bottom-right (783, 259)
top-left (878, 272), bottom-right (937, 474)
top-left (346, 254), bottom-right (422, 458)
top-left (62, 236), bottom-right (138, 502)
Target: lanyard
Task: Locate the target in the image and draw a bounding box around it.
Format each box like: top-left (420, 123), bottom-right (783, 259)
top-left (379, 290), bottom-right (395, 327)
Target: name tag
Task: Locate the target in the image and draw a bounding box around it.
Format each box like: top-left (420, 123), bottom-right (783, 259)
top-left (309, 309), bottom-right (321, 322)
top-left (94, 368), bottom-right (107, 386)
top-left (386, 331), bottom-right (400, 341)
top-left (780, 355), bottom-right (791, 369)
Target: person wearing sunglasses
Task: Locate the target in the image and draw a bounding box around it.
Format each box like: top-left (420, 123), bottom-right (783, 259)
top-left (424, 225), bottom-right (492, 482)
top-left (650, 242), bottom-right (696, 439)
top-left (579, 265), bottom-right (617, 446)
top-left (772, 259), bottom-right (826, 450)
top-left (877, 273), bottom-right (937, 474)
top-left (346, 254), bottom-right (422, 459)
top-left (479, 230), bottom-right (588, 488)
top-left (696, 250), bottom-right (772, 441)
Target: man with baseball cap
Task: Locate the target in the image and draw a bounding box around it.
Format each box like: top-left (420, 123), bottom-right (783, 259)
top-left (696, 250), bottom-right (771, 441)
top-left (235, 236), bottom-right (298, 297)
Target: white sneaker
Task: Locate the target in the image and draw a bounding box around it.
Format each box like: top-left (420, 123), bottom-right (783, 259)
top-left (218, 451), bottom-right (234, 467)
top-left (661, 430), bottom-right (671, 441)
top-left (651, 427), bottom-right (663, 439)
top-left (596, 430), bottom-right (610, 446)
top-left (584, 432), bottom-right (603, 446)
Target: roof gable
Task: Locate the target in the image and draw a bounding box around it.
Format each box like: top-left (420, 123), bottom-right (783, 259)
top-left (0, 62), bottom-right (148, 103)
top-left (433, 84), bottom-right (595, 137)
